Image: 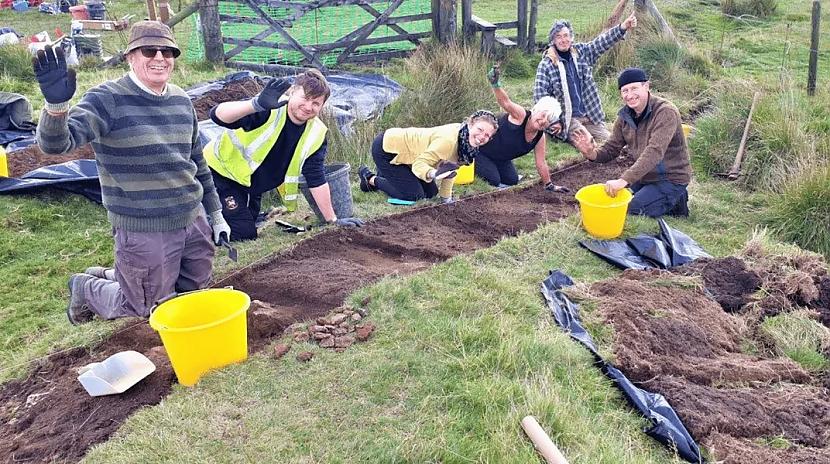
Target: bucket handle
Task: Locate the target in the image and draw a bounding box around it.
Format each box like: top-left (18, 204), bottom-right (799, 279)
top-left (148, 286), bottom-right (237, 316)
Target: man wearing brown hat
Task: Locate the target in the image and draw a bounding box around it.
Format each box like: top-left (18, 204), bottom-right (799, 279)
top-left (34, 21), bottom-right (229, 324)
top-left (572, 67), bottom-right (692, 218)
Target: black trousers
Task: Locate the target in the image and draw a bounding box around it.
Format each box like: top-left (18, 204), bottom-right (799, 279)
top-left (371, 132), bottom-right (438, 201)
top-left (212, 171), bottom-right (262, 241)
top-left (474, 153), bottom-right (519, 186)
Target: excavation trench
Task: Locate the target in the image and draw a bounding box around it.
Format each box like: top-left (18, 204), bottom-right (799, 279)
top-left (0, 157), bottom-right (627, 462)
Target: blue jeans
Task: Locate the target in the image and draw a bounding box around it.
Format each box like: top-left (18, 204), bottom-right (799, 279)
top-left (628, 181), bottom-right (689, 218)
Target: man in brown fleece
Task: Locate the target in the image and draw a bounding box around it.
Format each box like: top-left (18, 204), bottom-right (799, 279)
top-left (572, 67), bottom-right (691, 217)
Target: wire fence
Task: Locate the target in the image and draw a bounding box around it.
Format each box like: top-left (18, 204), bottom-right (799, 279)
top-left (186, 0), bottom-right (432, 66)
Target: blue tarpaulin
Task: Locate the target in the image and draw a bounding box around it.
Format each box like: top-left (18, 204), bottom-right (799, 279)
top-left (541, 270), bottom-right (705, 463)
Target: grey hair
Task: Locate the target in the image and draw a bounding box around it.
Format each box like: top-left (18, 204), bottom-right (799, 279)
top-left (548, 19), bottom-right (573, 44)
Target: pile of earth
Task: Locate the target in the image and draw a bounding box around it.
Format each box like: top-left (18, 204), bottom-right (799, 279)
top-left (5, 78), bottom-right (264, 178)
top-left (0, 157), bottom-right (628, 462)
top-left (581, 249), bottom-right (830, 463)
top-left (675, 246), bottom-right (830, 326)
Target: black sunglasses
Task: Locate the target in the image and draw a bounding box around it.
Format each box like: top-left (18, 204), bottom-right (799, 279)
top-left (139, 47), bottom-right (177, 59)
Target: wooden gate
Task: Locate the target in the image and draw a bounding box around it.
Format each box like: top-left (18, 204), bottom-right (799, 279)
top-left (215, 0), bottom-right (433, 73)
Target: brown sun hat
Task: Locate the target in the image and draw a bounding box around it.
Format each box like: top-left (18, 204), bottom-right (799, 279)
top-left (124, 20), bottom-right (181, 57)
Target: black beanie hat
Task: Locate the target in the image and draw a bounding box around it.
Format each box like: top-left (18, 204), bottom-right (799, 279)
top-left (618, 67), bottom-right (648, 89)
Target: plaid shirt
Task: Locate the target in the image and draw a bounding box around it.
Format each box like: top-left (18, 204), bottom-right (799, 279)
top-left (533, 25), bottom-right (626, 139)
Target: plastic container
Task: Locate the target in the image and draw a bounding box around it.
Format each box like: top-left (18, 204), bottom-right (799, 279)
top-left (149, 288), bottom-right (250, 386)
top-left (69, 5), bottom-right (89, 20)
top-left (454, 161), bottom-right (475, 185)
top-left (85, 1), bottom-right (106, 20)
top-left (575, 183), bottom-right (633, 239)
top-left (0, 145), bottom-right (8, 177)
top-left (12, 0), bottom-right (28, 11)
top-left (299, 162), bottom-right (354, 223)
top-left (77, 351), bottom-right (156, 396)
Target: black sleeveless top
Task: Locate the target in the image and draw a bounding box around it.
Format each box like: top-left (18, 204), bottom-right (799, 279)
top-left (477, 110), bottom-right (544, 161)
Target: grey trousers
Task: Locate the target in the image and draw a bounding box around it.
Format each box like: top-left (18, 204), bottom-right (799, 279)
top-left (81, 214), bottom-right (215, 319)
top-left (569, 117), bottom-right (611, 143)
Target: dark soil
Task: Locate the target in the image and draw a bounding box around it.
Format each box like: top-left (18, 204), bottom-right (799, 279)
top-left (191, 77), bottom-right (264, 121)
top-left (589, 271), bottom-right (830, 464)
top-left (7, 144), bottom-right (95, 178)
top-left (4, 78), bottom-right (264, 178)
top-left (676, 256), bottom-right (762, 312)
top-left (0, 156), bottom-right (628, 463)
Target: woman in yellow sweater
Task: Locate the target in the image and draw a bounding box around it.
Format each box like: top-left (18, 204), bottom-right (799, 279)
top-left (358, 111), bottom-right (498, 203)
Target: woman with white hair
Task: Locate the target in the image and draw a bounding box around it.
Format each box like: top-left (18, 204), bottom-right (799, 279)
top-left (478, 65), bottom-right (582, 190)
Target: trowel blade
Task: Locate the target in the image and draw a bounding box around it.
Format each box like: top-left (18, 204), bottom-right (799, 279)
top-left (220, 237), bottom-right (238, 262)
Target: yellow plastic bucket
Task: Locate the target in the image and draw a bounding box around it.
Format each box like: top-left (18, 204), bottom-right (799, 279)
top-left (149, 288), bottom-right (250, 386)
top-left (575, 183), bottom-right (633, 239)
top-left (0, 145), bottom-right (8, 177)
top-left (455, 161), bottom-right (475, 185)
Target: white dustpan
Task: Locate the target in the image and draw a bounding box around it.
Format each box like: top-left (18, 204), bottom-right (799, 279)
top-left (77, 350), bottom-right (156, 397)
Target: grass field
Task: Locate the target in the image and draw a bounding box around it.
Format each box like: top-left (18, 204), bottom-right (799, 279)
top-left (1, 0), bottom-right (828, 462)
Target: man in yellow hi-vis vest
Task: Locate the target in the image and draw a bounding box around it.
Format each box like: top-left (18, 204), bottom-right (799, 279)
top-left (205, 69), bottom-right (363, 241)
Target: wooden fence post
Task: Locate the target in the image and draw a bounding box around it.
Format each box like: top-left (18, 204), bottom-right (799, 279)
top-left (432, 0), bottom-right (456, 44)
top-left (461, 0), bottom-right (472, 43)
top-left (527, 0), bottom-right (538, 52)
top-left (146, 0), bottom-right (157, 20)
top-left (200, 0), bottom-right (224, 64)
top-left (517, 0), bottom-right (527, 50)
top-left (807, 0), bottom-right (821, 96)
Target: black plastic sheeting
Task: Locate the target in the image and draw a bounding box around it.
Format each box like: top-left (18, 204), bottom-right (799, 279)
top-left (0, 159), bottom-right (102, 203)
top-left (580, 218), bottom-right (711, 270)
top-left (541, 270), bottom-right (705, 463)
top-left (0, 71), bottom-right (401, 201)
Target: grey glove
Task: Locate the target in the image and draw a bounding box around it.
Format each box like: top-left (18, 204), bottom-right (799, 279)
top-left (440, 196), bottom-right (454, 205)
top-left (251, 77), bottom-right (292, 112)
top-left (210, 210), bottom-right (231, 245)
top-left (544, 182), bottom-right (571, 193)
top-left (430, 160), bottom-right (460, 182)
top-left (334, 217), bottom-right (364, 227)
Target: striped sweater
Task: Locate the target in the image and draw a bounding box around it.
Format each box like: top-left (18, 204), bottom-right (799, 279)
top-left (37, 75), bottom-right (221, 232)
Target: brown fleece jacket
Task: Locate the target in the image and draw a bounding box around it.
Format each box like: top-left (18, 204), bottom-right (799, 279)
top-left (593, 94), bottom-right (692, 186)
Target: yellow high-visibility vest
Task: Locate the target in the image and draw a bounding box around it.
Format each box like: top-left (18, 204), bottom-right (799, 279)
top-left (205, 106), bottom-right (327, 211)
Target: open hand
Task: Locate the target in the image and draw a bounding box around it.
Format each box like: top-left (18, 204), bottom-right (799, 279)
top-left (32, 45), bottom-right (76, 104)
top-left (252, 77), bottom-right (292, 111)
top-left (621, 12), bottom-right (637, 31)
top-left (571, 130), bottom-right (595, 157)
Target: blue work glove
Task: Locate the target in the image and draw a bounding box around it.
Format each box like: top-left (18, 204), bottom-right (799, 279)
top-left (488, 64), bottom-right (501, 88)
top-left (32, 45), bottom-right (76, 105)
top-left (334, 217), bottom-right (364, 227)
top-left (430, 160), bottom-right (460, 182)
top-left (209, 210), bottom-right (231, 245)
top-left (251, 77), bottom-right (292, 112)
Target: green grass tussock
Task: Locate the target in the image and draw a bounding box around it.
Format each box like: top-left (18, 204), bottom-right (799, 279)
top-left (759, 310), bottom-right (830, 373)
top-left (721, 0), bottom-right (778, 19)
top-left (689, 76), bottom-right (830, 193)
top-left (0, 44), bottom-right (35, 95)
top-left (381, 42), bottom-right (495, 128)
top-left (764, 164), bottom-right (830, 257)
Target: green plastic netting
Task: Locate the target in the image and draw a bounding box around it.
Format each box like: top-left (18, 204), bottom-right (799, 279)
top-left (187, 0), bottom-right (431, 66)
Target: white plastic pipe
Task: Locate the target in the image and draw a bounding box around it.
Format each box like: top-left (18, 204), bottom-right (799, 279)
top-left (521, 416), bottom-right (570, 464)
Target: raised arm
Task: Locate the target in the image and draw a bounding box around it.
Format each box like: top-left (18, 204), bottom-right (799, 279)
top-left (488, 65), bottom-right (525, 122)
